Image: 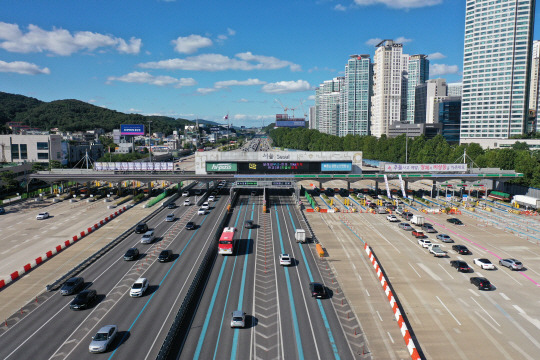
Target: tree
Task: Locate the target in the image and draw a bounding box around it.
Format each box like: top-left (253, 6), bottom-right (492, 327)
top-left (1, 171), bottom-right (19, 192)
top-left (48, 160), bottom-right (62, 170)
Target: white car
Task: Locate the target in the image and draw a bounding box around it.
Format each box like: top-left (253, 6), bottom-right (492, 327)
top-left (129, 278), bottom-right (148, 297)
top-left (36, 212), bottom-right (50, 220)
top-left (208, 195), bottom-right (215, 202)
top-left (473, 258), bottom-right (495, 270)
top-left (201, 202), bottom-right (209, 210)
top-left (140, 230), bottom-right (155, 244)
top-left (230, 310), bottom-right (246, 328)
top-left (418, 239), bottom-right (432, 248)
top-left (165, 214), bottom-right (175, 222)
top-left (198, 208), bottom-right (205, 215)
top-left (279, 254), bottom-right (292, 266)
top-left (182, 191), bottom-right (189, 197)
top-left (183, 199), bottom-right (191, 206)
top-left (88, 325), bottom-right (117, 353)
top-left (386, 214), bottom-right (399, 222)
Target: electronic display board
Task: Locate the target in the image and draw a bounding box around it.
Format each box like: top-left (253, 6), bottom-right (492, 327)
top-left (120, 124), bottom-right (145, 135)
top-left (321, 162), bottom-right (352, 172)
top-left (238, 162), bottom-right (319, 174)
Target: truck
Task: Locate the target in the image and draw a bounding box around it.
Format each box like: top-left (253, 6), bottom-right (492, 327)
top-left (511, 195), bottom-right (540, 210)
top-left (429, 244), bottom-right (447, 257)
top-left (295, 229), bottom-right (306, 243)
top-left (411, 215), bottom-right (425, 226)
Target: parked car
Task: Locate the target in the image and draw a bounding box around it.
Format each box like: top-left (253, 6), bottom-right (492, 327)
top-left (279, 254), bottom-right (292, 266)
top-left (123, 248), bottom-right (139, 261)
top-left (60, 277), bottom-right (85, 296)
top-left (88, 325), bottom-right (118, 353)
top-left (166, 214), bottom-right (175, 222)
top-left (447, 218), bottom-right (463, 225)
top-left (309, 282), bottom-right (327, 298)
top-left (185, 221), bottom-right (195, 230)
top-left (135, 223), bottom-right (148, 234)
top-left (398, 222), bottom-right (413, 230)
top-left (158, 250), bottom-right (173, 262)
top-left (129, 278), bottom-right (149, 297)
top-left (36, 212), bottom-right (50, 220)
top-left (70, 289), bottom-right (97, 310)
top-left (436, 234), bottom-right (454, 243)
top-left (470, 277), bottom-right (491, 290)
top-left (473, 258), bottom-right (495, 270)
top-left (499, 258), bottom-right (523, 270)
top-left (451, 245), bottom-right (470, 255)
top-left (230, 310), bottom-right (246, 328)
top-left (450, 260), bottom-right (471, 273)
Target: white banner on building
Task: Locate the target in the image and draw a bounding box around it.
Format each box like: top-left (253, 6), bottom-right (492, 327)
top-left (384, 163), bottom-right (468, 172)
top-left (398, 174), bottom-right (406, 198)
top-left (383, 174), bottom-right (392, 199)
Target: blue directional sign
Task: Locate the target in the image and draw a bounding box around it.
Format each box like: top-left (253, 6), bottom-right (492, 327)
top-left (121, 124), bottom-right (145, 135)
top-left (321, 162), bottom-right (352, 172)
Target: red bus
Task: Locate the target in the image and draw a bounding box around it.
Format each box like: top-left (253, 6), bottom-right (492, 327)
top-left (218, 227), bottom-right (236, 255)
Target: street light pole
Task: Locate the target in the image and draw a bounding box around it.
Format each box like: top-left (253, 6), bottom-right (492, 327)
top-left (148, 121), bottom-right (152, 163)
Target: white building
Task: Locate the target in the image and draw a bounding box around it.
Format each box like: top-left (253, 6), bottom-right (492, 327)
top-left (406, 54), bottom-right (429, 123)
top-left (461, 0), bottom-right (536, 140)
top-left (315, 77), bottom-right (344, 136)
top-left (447, 83), bottom-right (462, 97)
top-left (415, 79), bottom-right (448, 124)
top-left (339, 55), bottom-right (372, 136)
top-left (529, 40), bottom-right (540, 131)
top-left (371, 40), bottom-right (408, 137)
top-left (0, 134), bottom-right (63, 163)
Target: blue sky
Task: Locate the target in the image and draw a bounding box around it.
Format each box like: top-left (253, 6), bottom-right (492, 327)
top-left (1, 0), bottom-right (538, 128)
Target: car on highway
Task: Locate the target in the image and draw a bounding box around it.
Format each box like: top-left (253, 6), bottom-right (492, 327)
top-left (450, 260), bottom-right (472, 273)
top-left (130, 278), bottom-right (149, 297)
top-left (167, 202), bottom-right (176, 209)
top-left (70, 289), bottom-right (97, 310)
top-left (158, 250), bottom-right (173, 262)
top-left (402, 212), bottom-right (413, 220)
top-left (244, 220), bottom-right (254, 229)
top-left (140, 230), bottom-right (155, 244)
top-left (60, 277), bottom-right (84, 296)
top-left (36, 212), bottom-right (50, 220)
top-left (182, 191), bottom-right (189, 197)
top-left (499, 258), bottom-right (523, 270)
top-left (396, 207), bottom-right (404, 215)
top-left (309, 282), bottom-right (327, 299)
top-left (166, 213), bottom-right (175, 222)
top-left (198, 208), bottom-right (205, 215)
top-left (279, 254), bottom-right (292, 266)
top-left (123, 248), bottom-right (139, 261)
top-left (436, 234), bottom-right (454, 243)
top-left (386, 214), bottom-right (399, 222)
top-left (473, 258), bottom-right (495, 270)
top-left (201, 201), bottom-right (209, 210)
top-left (452, 244), bottom-right (471, 254)
top-left (398, 222), bottom-right (413, 230)
top-left (230, 310), bottom-right (246, 328)
top-left (88, 325), bottom-right (117, 353)
top-left (183, 199), bottom-right (191, 206)
top-left (208, 195), bottom-right (215, 202)
top-left (470, 277), bottom-right (491, 290)
top-left (418, 238), bottom-right (432, 248)
top-left (412, 230), bottom-right (425, 238)
top-left (422, 224), bottom-right (437, 233)
top-left (185, 221), bottom-right (195, 230)
top-left (447, 218), bottom-right (463, 225)
top-left (0, 206), bottom-right (5, 214)
top-left (134, 223), bottom-right (148, 234)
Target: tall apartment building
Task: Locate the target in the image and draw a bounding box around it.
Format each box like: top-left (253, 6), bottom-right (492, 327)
top-left (529, 40), bottom-right (540, 131)
top-left (447, 82), bottom-right (463, 97)
top-left (461, 0), bottom-right (536, 141)
top-left (371, 40), bottom-right (407, 137)
top-left (315, 77), bottom-right (344, 136)
top-left (406, 55), bottom-right (430, 123)
top-left (339, 55), bottom-right (372, 136)
top-left (415, 78), bottom-right (448, 123)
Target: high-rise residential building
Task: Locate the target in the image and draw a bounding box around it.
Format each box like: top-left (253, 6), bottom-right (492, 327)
top-left (437, 97), bottom-right (462, 143)
top-left (529, 40), bottom-right (540, 131)
top-left (371, 40), bottom-right (408, 137)
top-left (315, 77), bottom-right (344, 136)
top-left (406, 55), bottom-right (430, 123)
top-left (339, 55), bottom-right (372, 136)
top-left (447, 82), bottom-right (463, 97)
top-left (461, 0), bottom-right (536, 140)
top-left (414, 78), bottom-right (447, 123)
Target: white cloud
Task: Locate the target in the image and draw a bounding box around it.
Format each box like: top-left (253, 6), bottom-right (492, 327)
top-left (354, 0), bottom-right (442, 9)
top-left (217, 28), bottom-right (236, 42)
top-left (0, 60), bottom-right (50, 75)
top-left (0, 22), bottom-right (142, 55)
top-left (214, 78), bottom-right (267, 88)
top-left (307, 95), bottom-right (316, 100)
top-left (139, 52), bottom-right (301, 72)
top-left (237, 98), bottom-right (249, 103)
top-left (196, 87), bottom-right (219, 94)
top-left (365, 38), bottom-right (383, 46)
top-left (430, 64), bottom-right (459, 76)
top-left (366, 37), bottom-right (411, 46)
top-left (428, 52), bottom-right (446, 60)
top-left (261, 80), bottom-right (311, 94)
top-left (233, 114), bottom-right (273, 121)
top-left (106, 71), bottom-right (196, 87)
top-left (395, 36), bottom-right (412, 44)
top-left (334, 4), bottom-right (347, 11)
top-left (171, 34), bottom-right (213, 54)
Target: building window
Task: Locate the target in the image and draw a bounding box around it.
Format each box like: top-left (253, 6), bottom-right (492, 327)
top-left (37, 153), bottom-right (49, 160)
top-left (11, 144), bottom-right (19, 159)
top-left (37, 142), bottom-right (49, 150)
top-left (20, 144), bottom-right (28, 160)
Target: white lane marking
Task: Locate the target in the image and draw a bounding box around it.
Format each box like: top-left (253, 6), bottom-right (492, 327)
top-left (408, 263), bottom-right (421, 278)
top-left (513, 305), bottom-right (525, 314)
top-left (470, 297), bottom-right (500, 327)
top-left (376, 311), bottom-right (383, 322)
top-left (438, 263), bottom-right (454, 279)
top-left (365, 289), bottom-right (370, 297)
top-left (417, 263), bottom-right (442, 281)
top-left (514, 306), bottom-right (540, 331)
top-left (508, 341), bottom-right (536, 360)
top-left (468, 289), bottom-right (480, 297)
top-left (387, 332), bottom-right (394, 344)
top-left (436, 296), bottom-right (461, 326)
top-left (499, 293), bottom-right (510, 301)
top-left (498, 268), bottom-right (523, 285)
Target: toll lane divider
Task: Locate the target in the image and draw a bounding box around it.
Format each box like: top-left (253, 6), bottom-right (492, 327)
top-left (0, 206), bottom-right (129, 291)
top-left (364, 243), bottom-right (424, 360)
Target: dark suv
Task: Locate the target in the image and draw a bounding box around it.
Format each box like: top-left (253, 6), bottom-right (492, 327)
top-left (124, 248), bottom-right (139, 261)
top-left (60, 277), bottom-right (84, 296)
top-left (158, 250), bottom-right (173, 262)
top-left (470, 277), bottom-right (491, 290)
top-left (135, 223), bottom-right (148, 234)
top-left (309, 282), bottom-right (327, 299)
top-left (244, 220), bottom-right (254, 229)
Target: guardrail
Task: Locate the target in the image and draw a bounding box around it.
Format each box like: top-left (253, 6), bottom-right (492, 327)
top-left (156, 188), bottom-right (239, 360)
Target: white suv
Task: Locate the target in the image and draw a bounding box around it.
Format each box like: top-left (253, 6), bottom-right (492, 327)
top-left (129, 278), bottom-right (148, 297)
top-left (183, 199), bottom-right (191, 206)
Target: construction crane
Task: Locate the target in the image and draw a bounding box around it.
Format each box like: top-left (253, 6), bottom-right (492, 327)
top-left (290, 107), bottom-right (297, 117)
top-left (299, 99), bottom-right (307, 119)
top-left (274, 98), bottom-right (288, 114)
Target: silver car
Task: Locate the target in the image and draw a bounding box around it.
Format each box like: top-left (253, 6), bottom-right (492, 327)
top-left (230, 310), bottom-right (246, 328)
top-left (89, 325), bottom-right (117, 353)
top-left (166, 214), bottom-right (175, 222)
top-left (499, 258), bottom-right (523, 270)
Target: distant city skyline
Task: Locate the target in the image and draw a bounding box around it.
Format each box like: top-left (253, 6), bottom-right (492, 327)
top-left (1, 1), bottom-right (539, 128)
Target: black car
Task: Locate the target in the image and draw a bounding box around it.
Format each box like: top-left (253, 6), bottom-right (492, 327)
top-left (324, 189), bottom-right (334, 196)
top-left (158, 250), bottom-right (173, 262)
top-left (124, 248), bottom-right (139, 261)
top-left (309, 282), bottom-right (327, 299)
top-left (470, 277), bottom-right (491, 290)
top-left (452, 244), bottom-right (471, 255)
top-left (447, 218), bottom-right (463, 225)
top-left (69, 289), bottom-right (97, 310)
top-left (167, 203), bottom-right (176, 209)
top-left (60, 277), bottom-right (84, 296)
top-left (244, 220), bottom-right (254, 229)
top-left (185, 221), bottom-right (195, 230)
top-left (135, 223), bottom-right (148, 234)
top-left (450, 260), bottom-right (471, 272)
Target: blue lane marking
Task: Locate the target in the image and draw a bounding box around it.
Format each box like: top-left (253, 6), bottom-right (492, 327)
top-left (193, 201), bottom-right (244, 360)
top-left (285, 204), bottom-right (341, 360)
top-left (275, 206), bottom-right (305, 359)
top-left (230, 202), bottom-right (254, 360)
top-left (108, 211), bottom-right (210, 359)
top-left (318, 195), bottom-right (332, 209)
top-left (348, 196), bottom-right (366, 210)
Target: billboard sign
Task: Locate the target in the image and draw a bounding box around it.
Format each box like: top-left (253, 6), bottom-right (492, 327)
top-left (321, 162), bottom-right (352, 172)
top-left (206, 162), bottom-right (237, 172)
top-left (121, 124), bottom-right (145, 136)
top-left (275, 120), bottom-right (306, 128)
top-left (383, 163), bottom-right (468, 172)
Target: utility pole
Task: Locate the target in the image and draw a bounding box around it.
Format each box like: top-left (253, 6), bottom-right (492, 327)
top-left (148, 120), bottom-right (152, 163)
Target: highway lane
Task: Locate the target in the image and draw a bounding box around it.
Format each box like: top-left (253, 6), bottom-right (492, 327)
top-left (0, 188), bottom-right (231, 359)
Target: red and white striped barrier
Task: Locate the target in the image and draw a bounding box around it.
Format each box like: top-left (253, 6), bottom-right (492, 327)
top-left (0, 206), bottom-right (127, 290)
top-left (364, 243), bottom-right (421, 360)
